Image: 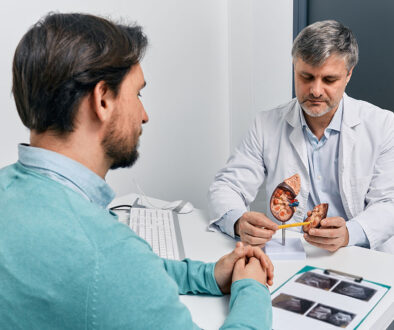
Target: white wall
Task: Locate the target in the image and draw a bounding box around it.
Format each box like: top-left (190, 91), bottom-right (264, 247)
top-left (0, 0), bottom-right (292, 210)
top-left (228, 0), bottom-right (293, 151)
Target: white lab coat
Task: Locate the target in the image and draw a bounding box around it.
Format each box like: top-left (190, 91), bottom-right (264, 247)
top-left (208, 94), bottom-right (394, 253)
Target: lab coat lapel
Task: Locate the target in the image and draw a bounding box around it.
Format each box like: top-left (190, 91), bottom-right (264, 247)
top-left (290, 128), bottom-right (309, 174)
top-left (339, 94), bottom-right (361, 219)
top-left (286, 102), bottom-right (308, 174)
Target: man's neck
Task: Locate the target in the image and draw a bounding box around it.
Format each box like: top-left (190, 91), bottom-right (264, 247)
top-left (30, 131), bottom-right (110, 178)
top-left (303, 106), bottom-right (338, 140)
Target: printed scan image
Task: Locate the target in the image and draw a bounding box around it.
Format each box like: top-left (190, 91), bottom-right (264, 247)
top-left (272, 293), bottom-right (314, 315)
top-left (296, 272), bottom-right (338, 290)
top-left (307, 303), bottom-right (356, 328)
top-left (332, 281), bottom-right (377, 301)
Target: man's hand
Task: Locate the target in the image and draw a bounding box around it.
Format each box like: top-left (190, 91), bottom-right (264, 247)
top-left (214, 242), bottom-right (274, 293)
top-left (234, 211), bottom-right (278, 246)
top-left (244, 244), bottom-right (274, 286)
top-left (303, 217), bottom-right (349, 252)
top-left (232, 257), bottom-right (267, 287)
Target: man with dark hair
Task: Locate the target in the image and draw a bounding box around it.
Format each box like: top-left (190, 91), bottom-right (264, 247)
top-left (209, 20), bottom-right (394, 253)
top-left (0, 13), bottom-right (273, 329)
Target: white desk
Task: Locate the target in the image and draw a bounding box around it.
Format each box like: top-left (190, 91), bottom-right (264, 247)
top-left (111, 194), bottom-right (394, 330)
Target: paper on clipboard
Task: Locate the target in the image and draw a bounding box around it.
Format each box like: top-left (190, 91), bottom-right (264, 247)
top-left (271, 265), bottom-right (390, 329)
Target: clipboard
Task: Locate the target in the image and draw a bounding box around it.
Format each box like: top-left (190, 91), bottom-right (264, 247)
top-left (271, 265), bottom-right (391, 329)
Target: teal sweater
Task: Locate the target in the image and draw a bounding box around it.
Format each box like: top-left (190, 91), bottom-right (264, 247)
top-left (0, 163), bottom-right (272, 329)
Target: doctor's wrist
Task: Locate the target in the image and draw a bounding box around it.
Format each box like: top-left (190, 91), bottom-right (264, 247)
top-left (234, 220), bottom-right (240, 236)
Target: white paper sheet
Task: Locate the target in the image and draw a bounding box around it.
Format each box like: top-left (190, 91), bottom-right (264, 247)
top-left (271, 267), bottom-right (390, 329)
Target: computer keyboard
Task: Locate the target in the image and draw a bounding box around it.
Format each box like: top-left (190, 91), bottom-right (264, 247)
top-left (117, 207), bottom-right (185, 260)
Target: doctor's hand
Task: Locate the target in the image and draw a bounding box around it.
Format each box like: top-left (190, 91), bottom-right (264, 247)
top-left (303, 217), bottom-right (349, 252)
top-left (234, 211), bottom-right (278, 247)
top-left (214, 242), bottom-right (274, 293)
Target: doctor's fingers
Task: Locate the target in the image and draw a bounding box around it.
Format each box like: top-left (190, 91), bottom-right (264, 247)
top-left (320, 216), bottom-right (346, 228)
top-left (308, 226), bottom-right (345, 239)
top-left (242, 212), bottom-right (278, 231)
top-left (303, 232), bottom-right (343, 246)
top-left (241, 221), bottom-right (276, 240)
top-left (241, 232), bottom-right (272, 246)
top-left (303, 235), bottom-right (341, 252)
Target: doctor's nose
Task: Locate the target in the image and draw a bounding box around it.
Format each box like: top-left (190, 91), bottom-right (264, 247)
top-left (310, 81), bottom-right (323, 98)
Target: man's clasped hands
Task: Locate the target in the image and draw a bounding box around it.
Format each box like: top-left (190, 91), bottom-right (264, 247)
top-left (214, 242), bottom-right (274, 294)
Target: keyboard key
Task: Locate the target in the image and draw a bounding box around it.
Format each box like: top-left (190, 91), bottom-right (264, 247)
top-left (126, 208), bottom-right (181, 260)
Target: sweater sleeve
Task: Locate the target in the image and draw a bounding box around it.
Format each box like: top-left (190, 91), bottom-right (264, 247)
top-left (91, 223), bottom-right (271, 329)
top-left (163, 258), bottom-right (223, 295)
top-left (221, 279), bottom-right (272, 330)
top-left (91, 231), bottom-right (202, 330)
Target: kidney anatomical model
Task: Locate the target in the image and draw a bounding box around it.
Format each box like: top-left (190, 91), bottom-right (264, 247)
top-left (303, 203), bottom-right (329, 232)
top-left (270, 174), bottom-right (301, 222)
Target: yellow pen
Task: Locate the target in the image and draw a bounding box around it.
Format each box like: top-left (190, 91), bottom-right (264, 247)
top-left (278, 221), bottom-right (310, 229)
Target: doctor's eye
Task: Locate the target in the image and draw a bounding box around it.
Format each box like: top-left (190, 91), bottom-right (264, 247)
top-left (323, 78), bottom-right (338, 84)
top-left (301, 74), bottom-right (313, 81)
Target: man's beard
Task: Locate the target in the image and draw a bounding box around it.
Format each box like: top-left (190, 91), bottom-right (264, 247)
top-left (102, 120), bottom-right (140, 170)
top-left (300, 97), bottom-right (335, 118)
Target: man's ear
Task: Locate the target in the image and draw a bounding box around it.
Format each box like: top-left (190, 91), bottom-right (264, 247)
top-left (92, 81), bottom-right (116, 123)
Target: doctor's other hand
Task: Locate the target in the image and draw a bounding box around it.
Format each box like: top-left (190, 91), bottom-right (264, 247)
top-left (234, 211), bottom-right (278, 247)
top-left (303, 216), bottom-right (349, 252)
top-left (232, 257), bottom-right (267, 287)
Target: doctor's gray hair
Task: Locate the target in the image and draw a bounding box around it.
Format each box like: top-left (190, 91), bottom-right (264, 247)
top-left (292, 20), bottom-right (358, 72)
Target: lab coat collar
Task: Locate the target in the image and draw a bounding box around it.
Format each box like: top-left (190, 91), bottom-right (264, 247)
top-left (285, 98), bottom-right (301, 128)
top-left (285, 100), bottom-right (309, 175)
top-left (285, 93), bottom-right (361, 129)
top-left (342, 93), bottom-right (362, 128)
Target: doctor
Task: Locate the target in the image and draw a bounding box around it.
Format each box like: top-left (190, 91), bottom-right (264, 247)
top-left (208, 20), bottom-right (394, 253)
